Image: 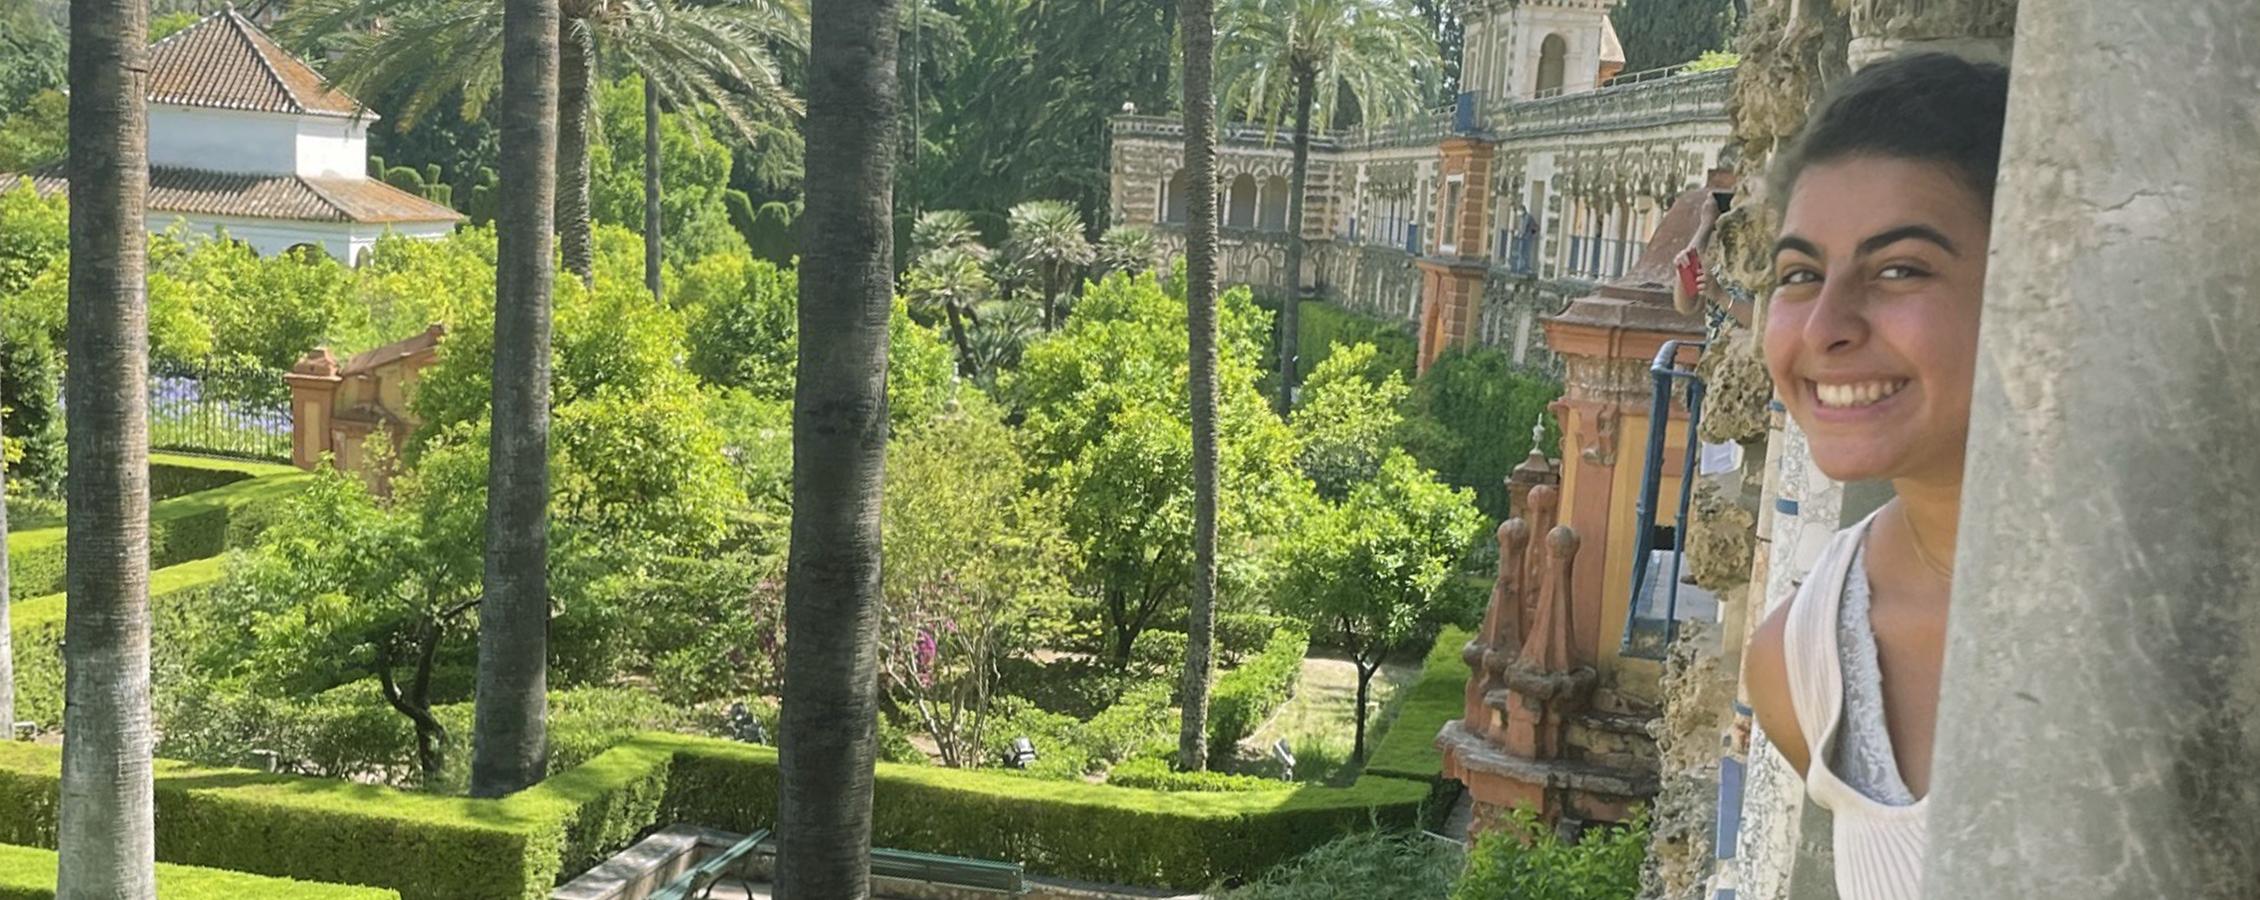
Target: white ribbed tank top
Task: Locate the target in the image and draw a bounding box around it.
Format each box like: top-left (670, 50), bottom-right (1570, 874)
top-left (1783, 513), bottom-right (1930, 900)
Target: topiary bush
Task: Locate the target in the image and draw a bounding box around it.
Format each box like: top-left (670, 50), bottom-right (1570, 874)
top-left (1213, 828), bottom-right (1462, 900)
top-left (1359, 627), bottom-right (1473, 784)
top-left (5, 461), bottom-right (309, 601)
top-left (1208, 627), bottom-right (1310, 762)
top-left (1216, 611), bottom-right (1294, 666)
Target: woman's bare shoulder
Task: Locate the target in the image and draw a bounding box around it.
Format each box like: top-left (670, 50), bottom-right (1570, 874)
top-left (1743, 598), bottom-right (1811, 776)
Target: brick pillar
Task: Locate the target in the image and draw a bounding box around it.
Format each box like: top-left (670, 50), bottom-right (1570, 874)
top-left (282, 348), bottom-right (341, 471)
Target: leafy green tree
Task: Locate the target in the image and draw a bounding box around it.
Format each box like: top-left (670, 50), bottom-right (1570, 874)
top-left (0, 182), bottom-right (66, 489)
top-left (674, 251), bottom-right (958, 432)
top-left (1291, 341), bottom-right (1408, 500)
top-left (0, 0), bottom-right (63, 116)
top-left (1010, 274), bottom-right (1305, 666)
top-left (0, 89), bottom-right (65, 173)
top-left (150, 237), bottom-right (364, 375)
top-left (1609, 0), bottom-right (1739, 73)
top-left (1003, 199), bottom-right (1093, 331)
top-left (1399, 345), bottom-right (1563, 521)
top-left (215, 456), bottom-right (487, 782)
top-left (878, 400), bottom-right (1073, 768)
top-left (589, 74), bottom-right (749, 269)
top-left (1275, 451), bottom-right (1480, 761)
top-left (1216, 0), bottom-right (1436, 412)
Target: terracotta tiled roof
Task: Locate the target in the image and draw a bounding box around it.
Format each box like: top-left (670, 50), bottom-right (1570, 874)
top-left (24, 166), bottom-right (464, 225)
top-left (147, 7), bottom-right (366, 118)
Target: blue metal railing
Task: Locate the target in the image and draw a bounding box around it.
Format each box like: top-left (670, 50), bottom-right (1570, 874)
top-left (1453, 91), bottom-right (1480, 133)
top-left (1621, 339), bottom-right (1707, 660)
top-left (1405, 223), bottom-right (1421, 255)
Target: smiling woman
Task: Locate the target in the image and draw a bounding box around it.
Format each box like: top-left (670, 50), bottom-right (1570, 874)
top-left (1738, 52), bottom-right (2009, 900)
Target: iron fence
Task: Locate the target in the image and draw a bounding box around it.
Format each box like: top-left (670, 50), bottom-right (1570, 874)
top-left (148, 360), bottom-right (292, 462)
top-left (1622, 340), bottom-right (1706, 660)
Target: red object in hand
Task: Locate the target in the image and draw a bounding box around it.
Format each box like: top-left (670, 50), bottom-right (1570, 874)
top-left (1677, 250), bottom-right (1703, 298)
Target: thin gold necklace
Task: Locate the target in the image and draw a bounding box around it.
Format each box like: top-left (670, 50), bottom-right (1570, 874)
top-left (1899, 506), bottom-right (1954, 581)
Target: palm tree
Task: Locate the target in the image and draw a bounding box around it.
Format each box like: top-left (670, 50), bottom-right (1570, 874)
top-left (1095, 224), bottom-right (1162, 278)
top-left (467, 0), bottom-right (559, 799)
top-left (57, 0), bottom-right (156, 890)
top-left (1217, 0), bottom-right (1434, 413)
top-left (1, 406), bottom-right (13, 738)
top-left (283, 0), bottom-right (805, 284)
top-left (906, 210), bottom-right (995, 378)
top-left (1175, 0), bottom-right (1222, 773)
top-left (778, 0), bottom-right (896, 891)
top-left (1003, 199), bottom-right (1094, 331)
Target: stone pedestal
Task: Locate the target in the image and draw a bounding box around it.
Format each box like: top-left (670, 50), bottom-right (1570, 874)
top-left (1926, 1), bottom-right (2260, 896)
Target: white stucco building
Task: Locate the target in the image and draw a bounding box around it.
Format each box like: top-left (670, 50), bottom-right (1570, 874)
top-left (23, 8), bottom-right (462, 263)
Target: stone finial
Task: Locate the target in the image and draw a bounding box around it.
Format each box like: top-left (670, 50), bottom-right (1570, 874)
top-left (291, 347), bottom-right (339, 378)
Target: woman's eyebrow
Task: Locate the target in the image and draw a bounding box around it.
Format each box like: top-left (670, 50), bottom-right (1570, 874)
top-left (1773, 234), bottom-right (1822, 259)
top-left (1858, 224), bottom-right (1959, 257)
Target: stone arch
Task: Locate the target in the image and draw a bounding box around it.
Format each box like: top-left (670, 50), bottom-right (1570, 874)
top-left (1226, 173), bottom-right (1259, 229)
top-left (1258, 175), bottom-right (1290, 231)
top-left (1537, 33), bottom-right (1568, 96)
top-left (1162, 169), bottom-right (1190, 224)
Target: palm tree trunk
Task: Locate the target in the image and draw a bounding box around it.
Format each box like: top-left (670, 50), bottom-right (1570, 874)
top-left (470, 0), bottom-right (559, 800)
top-left (1174, 0), bottom-right (1220, 773)
top-left (1276, 69), bottom-right (1314, 416)
top-left (780, 0), bottom-right (897, 893)
top-left (555, 23), bottom-right (595, 286)
top-left (944, 304), bottom-right (977, 378)
top-left (1, 405), bottom-right (13, 737)
top-left (643, 73), bottom-right (664, 300)
top-left (59, 0), bottom-right (154, 890)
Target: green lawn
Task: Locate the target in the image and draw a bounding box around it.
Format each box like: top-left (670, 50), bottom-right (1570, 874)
top-left (1229, 653), bottom-right (1421, 785)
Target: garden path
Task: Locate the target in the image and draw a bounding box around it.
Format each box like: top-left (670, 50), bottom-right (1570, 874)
top-left (1236, 653), bottom-right (1420, 781)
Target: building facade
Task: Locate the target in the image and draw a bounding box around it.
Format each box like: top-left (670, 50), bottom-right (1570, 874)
top-left (1107, 0), bottom-right (1732, 372)
top-left (18, 8), bottom-right (462, 263)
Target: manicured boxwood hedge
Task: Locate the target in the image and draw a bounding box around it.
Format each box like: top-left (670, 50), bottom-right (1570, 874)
top-left (5, 458), bottom-right (308, 601)
top-left (1361, 626), bottom-right (1475, 783)
top-left (149, 453), bottom-right (296, 500)
top-left (0, 729), bottom-right (1438, 898)
top-left (6, 556), bottom-right (230, 729)
top-left (0, 843), bottom-right (399, 899)
top-left (1208, 626), bottom-right (1310, 761)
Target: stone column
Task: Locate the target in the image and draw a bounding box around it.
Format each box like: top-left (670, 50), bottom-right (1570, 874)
top-left (282, 348), bottom-right (341, 472)
top-left (1924, 1), bottom-right (2260, 896)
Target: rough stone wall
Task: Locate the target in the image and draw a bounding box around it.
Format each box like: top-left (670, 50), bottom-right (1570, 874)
top-left (1641, 619), bottom-right (1735, 900)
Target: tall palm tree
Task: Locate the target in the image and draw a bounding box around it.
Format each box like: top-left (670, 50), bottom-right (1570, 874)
top-left (467, 0), bottom-right (559, 799)
top-left (779, 0), bottom-right (895, 892)
top-left (1, 406), bottom-right (13, 739)
top-left (1175, 0), bottom-right (1222, 773)
top-left (283, 0), bottom-right (805, 284)
top-left (1003, 199), bottom-right (1094, 331)
top-left (58, 0), bottom-right (155, 890)
top-left (1217, 0), bottom-right (1434, 413)
top-left (643, 73), bottom-right (662, 298)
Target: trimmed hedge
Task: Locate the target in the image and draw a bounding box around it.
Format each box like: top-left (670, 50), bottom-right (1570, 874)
top-left (1208, 627), bottom-right (1310, 762)
top-left (1361, 627), bottom-right (1475, 783)
top-left (0, 843), bottom-right (399, 899)
top-left (1106, 756), bottom-right (1291, 794)
top-left (0, 730), bottom-right (1438, 897)
top-left (1295, 300), bottom-right (1416, 383)
top-left (5, 458), bottom-right (308, 601)
top-left (150, 453), bottom-right (295, 500)
top-left (655, 736), bottom-right (1433, 889)
top-left (7, 556), bottom-right (231, 729)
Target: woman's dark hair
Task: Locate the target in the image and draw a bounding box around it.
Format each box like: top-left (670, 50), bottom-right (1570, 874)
top-left (1770, 52), bottom-right (2011, 211)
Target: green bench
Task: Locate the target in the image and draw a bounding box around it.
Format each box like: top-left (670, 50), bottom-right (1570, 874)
top-left (870, 846), bottom-right (1025, 895)
top-left (650, 829), bottom-right (769, 900)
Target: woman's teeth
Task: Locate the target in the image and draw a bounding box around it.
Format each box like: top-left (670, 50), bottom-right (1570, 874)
top-left (1814, 379), bottom-right (1908, 409)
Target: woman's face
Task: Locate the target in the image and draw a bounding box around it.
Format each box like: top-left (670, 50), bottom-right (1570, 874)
top-left (1764, 156), bottom-right (1991, 486)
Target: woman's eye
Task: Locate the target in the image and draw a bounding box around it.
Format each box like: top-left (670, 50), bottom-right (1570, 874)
top-left (1778, 268), bottom-right (1819, 286)
top-left (1878, 264), bottom-right (1927, 280)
